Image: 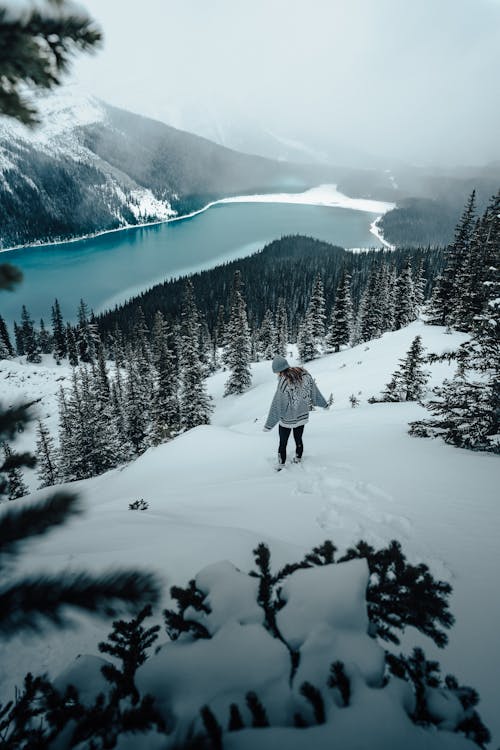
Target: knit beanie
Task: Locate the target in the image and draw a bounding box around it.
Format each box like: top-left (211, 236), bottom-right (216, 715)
top-left (272, 355), bottom-right (289, 373)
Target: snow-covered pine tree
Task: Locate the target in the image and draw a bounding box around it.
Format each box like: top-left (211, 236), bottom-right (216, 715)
top-left (275, 297), bottom-right (289, 357)
top-left (39, 318), bottom-right (52, 354)
top-left (0, 314), bottom-right (14, 358)
top-left (51, 299), bottom-right (67, 363)
top-left (297, 311), bottom-right (319, 362)
top-left (151, 311), bottom-right (180, 442)
top-left (223, 272), bottom-right (252, 395)
top-left (325, 271), bottom-right (353, 352)
top-left (58, 370), bottom-right (90, 480)
top-left (20, 305), bottom-right (41, 363)
top-left (451, 192), bottom-right (499, 332)
top-left (371, 336), bottom-right (429, 403)
top-left (356, 268), bottom-right (382, 343)
top-left (200, 321), bottom-right (216, 375)
top-left (307, 275), bottom-right (327, 342)
top-left (0, 335), bottom-right (8, 360)
top-left (257, 309), bottom-right (277, 360)
top-left (179, 279), bottom-right (212, 429)
top-left (86, 360), bottom-right (123, 474)
top-left (449, 218), bottom-right (483, 332)
top-left (123, 357), bottom-right (150, 456)
top-left (394, 260), bottom-right (417, 330)
top-left (411, 226), bottom-right (499, 452)
top-left (2, 442), bottom-right (29, 500)
top-left (413, 259), bottom-right (426, 311)
top-left (398, 335), bottom-right (429, 401)
top-left (76, 299), bottom-right (96, 364)
top-left (35, 419), bottom-right (59, 488)
top-left (111, 324), bottom-right (126, 369)
top-left (425, 191), bottom-right (477, 327)
top-left (384, 263), bottom-right (397, 332)
top-left (66, 323), bottom-right (78, 367)
top-left (214, 304), bottom-right (226, 351)
top-left (13, 321), bottom-right (24, 355)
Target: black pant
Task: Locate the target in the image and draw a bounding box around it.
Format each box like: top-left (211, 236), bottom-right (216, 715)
top-left (278, 425), bottom-right (304, 464)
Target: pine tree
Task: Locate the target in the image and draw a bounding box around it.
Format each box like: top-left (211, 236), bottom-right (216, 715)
top-left (13, 321), bottom-right (24, 355)
top-left (0, 335), bottom-right (8, 360)
top-left (58, 370), bottom-right (91, 480)
top-left (2, 442), bottom-right (29, 500)
top-left (214, 304), bottom-right (226, 351)
top-left (76, 299), bottom-right (96, 364)
top-left (371, 336), bottom-right (429, 403)
top-left (66, 323), bottom-right (79, 367)
top-left (394, 260), bottom-right (417, 330)
top-left (425, 191), bottom-right (477, 327)
top-left (413, 259), bottom-right (426, 311)
top-left (325, 271), bottom-right (353, 352)
top-left (398, 336), bottom-right (429, 401)
top-left (20, 305), bottom-right (41, 363)
top-left (111, 324), bottom-right (126, 369)
top-left (124, 358), bottom-right (150, 456)
top-left (307, 275), bottom-right (327, 342)
top-left (257, 309), bottom-right (277, 361)
top-left (275, 297), bottom-right (289, 357)
top-left (35, 419), bottom-right (59, 488)
top-left (223, 273), bottom-right (252, 395)
top-left (51, 299), bottom-right (67, 363)
top-left (411, 234), bottom-right (499, 453)
top-left (39, 318), bottom-right (52, 354)
top-left (297, 312), bottom-right (319, 362)
top-left (151, 311), bottom-right (179, 443)
top-left (0, 314), bottom-right (14, 357)
top-left (356, 267), bottom-right (383, 343)
top-left (179, 280), bottom-right (212, 429)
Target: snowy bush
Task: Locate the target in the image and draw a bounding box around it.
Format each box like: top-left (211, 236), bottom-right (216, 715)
top-left (0, 539), bottom-right (489, 749)
top-left (129, 499), bottom-right (149, 511)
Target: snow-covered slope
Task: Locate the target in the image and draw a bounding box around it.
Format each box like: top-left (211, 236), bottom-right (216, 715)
top-left (0, 321), bottom-right (498, 745)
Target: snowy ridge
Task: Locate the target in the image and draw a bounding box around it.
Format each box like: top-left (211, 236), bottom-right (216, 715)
top-left (0, 321), bottom-right (498, 746)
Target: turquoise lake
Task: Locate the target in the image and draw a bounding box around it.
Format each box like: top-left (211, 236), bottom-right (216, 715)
top-left (0, 201), bottom-right (383, 324)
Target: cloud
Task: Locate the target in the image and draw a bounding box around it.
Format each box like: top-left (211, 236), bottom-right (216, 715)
top-left (71, 0), bottom-right (500, 166)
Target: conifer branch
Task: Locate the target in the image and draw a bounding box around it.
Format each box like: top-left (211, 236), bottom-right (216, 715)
top-left (0, 570), bottom-right (161, 635)
top-left (0, 491), bottom-right (80, 558)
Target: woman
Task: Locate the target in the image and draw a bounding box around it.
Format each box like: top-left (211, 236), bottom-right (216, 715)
top-left (263, 355), bottom-right (329, 468)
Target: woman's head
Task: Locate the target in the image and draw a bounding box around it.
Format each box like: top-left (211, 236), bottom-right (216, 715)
top-left (272, 355), bottom-right (289, 373)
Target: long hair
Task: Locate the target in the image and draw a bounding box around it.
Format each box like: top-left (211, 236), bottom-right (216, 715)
top-left (280, 366), bottom-right (306, 385)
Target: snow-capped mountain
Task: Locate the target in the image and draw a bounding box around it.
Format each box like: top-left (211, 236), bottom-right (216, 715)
top-left (0, 87), bottom-right (328, 249)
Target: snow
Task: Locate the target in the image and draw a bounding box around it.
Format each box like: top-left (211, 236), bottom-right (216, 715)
top-left (0, 85), bottom-right (106, 145)
top-left (0, 321), bottom-right (499, 746)
top-left (370, 215), bottom-right (395, 250)
top-left (215, 183), bottom-right (395, 215)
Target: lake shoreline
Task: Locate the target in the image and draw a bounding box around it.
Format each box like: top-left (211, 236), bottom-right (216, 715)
top-left (0, 184), bottom-right (395, 255)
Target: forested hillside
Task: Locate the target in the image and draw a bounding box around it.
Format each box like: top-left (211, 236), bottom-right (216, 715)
top-left (97, 236), bottom-right (444, 339)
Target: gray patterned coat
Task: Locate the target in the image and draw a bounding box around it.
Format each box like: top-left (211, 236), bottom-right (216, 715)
top-left (264, 371), bottom-right (328, 430)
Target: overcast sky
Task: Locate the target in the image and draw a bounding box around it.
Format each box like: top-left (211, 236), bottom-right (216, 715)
top-left (72, 0), bottom-right (500, 167)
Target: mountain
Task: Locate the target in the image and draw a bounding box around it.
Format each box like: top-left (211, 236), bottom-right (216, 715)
top-left (0, 87), bottom-right (338, 250)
